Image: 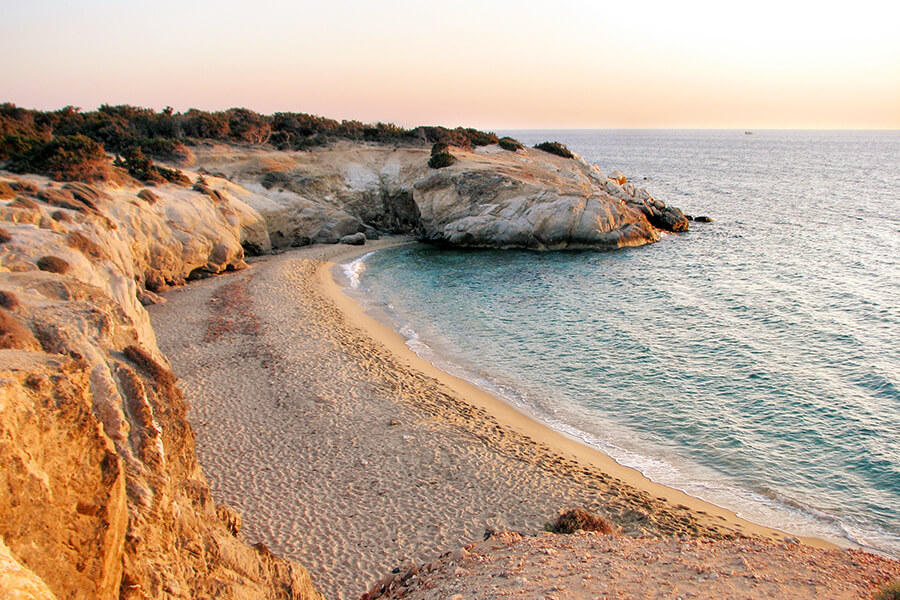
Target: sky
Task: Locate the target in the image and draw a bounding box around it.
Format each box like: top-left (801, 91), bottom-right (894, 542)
top-left (2, 0), bottom-right (899, 129)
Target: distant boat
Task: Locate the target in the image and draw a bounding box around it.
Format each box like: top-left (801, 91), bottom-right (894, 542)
top-left (744, 131), bottom-right (754, 135)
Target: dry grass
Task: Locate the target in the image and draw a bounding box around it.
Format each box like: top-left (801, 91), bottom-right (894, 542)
top-left (36, 255), bottom-right (70, 274)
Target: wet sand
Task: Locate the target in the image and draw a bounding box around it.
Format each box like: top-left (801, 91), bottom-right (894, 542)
top-left (150, 239), bottom-right (833, 600)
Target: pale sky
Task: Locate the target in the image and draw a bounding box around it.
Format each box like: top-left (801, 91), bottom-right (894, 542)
top-left (2, 0), bottom-right (898, 129)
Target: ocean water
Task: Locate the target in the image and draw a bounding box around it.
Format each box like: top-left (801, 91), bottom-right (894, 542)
top-left (343, 130), bottom-right (900, 555)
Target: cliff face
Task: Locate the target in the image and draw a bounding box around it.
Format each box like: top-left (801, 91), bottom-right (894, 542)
top-left (0, 174), bottom-right (323, 600)
top-left (189, 142), bottom-right (688, 249)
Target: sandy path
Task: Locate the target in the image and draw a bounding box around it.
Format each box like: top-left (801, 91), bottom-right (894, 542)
top-left (150, 240), bottom-right (824, 599)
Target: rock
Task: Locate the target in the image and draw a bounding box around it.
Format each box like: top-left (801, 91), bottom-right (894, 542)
top-left (340, 232), bottom-right (366, 245)
top-left (694, 215), bottom-right (713, 222)
top-left (0, 173), bottom-right (324, 600)
top-left (186, 142), bottom-right (687, 251)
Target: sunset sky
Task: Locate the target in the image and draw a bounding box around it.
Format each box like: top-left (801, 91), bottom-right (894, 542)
top-left (2, 0), bottom-right (898, 129)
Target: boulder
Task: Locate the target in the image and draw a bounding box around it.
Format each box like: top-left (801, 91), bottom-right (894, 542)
top-left (340, 232), bottom-right (366, 245)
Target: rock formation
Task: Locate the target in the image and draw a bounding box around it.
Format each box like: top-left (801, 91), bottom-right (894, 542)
top-left (188, 141), bottom-right (688, 250)
top-left (0, 174), bottom-right (322, 599)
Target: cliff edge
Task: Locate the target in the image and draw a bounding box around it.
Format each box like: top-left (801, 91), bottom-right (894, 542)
top-left (0, 173), bottom-right (322, 599)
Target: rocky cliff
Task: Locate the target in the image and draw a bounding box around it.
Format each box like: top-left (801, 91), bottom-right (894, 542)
top-left (0, 141), bottom-right (688, 598)
top-left (0, 174), bottom-right (322, 599)
top-left (188, 141), bottom-right (688, 250)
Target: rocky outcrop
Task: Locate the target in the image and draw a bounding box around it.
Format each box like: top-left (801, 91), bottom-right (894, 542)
top-left (189, 142), bottom-right (688, 250)
top-left (0, 174), bottom-right (323, 600)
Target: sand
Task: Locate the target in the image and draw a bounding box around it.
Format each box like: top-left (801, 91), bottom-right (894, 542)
top-left (149, 239), bottom-right (843, 600)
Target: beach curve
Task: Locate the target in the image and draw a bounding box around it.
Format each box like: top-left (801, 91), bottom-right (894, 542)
top-left (149, 238), bottom-right (836, 600)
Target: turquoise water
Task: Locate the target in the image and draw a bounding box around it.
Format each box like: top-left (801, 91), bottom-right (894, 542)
top-left (344, 130), bottom-right (900, 555)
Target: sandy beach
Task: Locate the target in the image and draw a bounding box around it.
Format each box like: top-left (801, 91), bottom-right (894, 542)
top-left (149, 239), bottom-right (836, 600)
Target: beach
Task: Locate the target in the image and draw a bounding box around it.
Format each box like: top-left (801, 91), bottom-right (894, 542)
top-left (149, 239), bottom-right (835, 600)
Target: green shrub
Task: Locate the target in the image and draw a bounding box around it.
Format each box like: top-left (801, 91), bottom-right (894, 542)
top-left (9, 134), bottom-right (111, 181)
top-left (545, 508), bottom-right (614, 534)
top-left (114, 146), bottom-right (189, 185)
top-left (36, 255), bottom-right (70, 274)
top-left (533, 141), bottom-right (575, 159)
top-left (875, 580), bottom-right (900, 600)
top-left (431, 142), bottom-right (450, 156)
top-left (139, 137), bottom-right (194, 165)
top-left (499, 137), bottom-right (524, 152)
top-left (428, 152), bottom-right (456, 169)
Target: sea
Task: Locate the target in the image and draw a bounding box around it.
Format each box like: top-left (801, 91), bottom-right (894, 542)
top-left (340, 130), bottom-right (900, 556)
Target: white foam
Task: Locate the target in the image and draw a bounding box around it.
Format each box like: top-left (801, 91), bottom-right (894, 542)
top-left (341, 252), bottom-right (374, 289)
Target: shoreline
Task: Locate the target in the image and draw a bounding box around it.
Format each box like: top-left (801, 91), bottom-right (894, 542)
top-left (149, 238), bottom-right (843, 598)
top-left (321, 239), bottom-right (838, 550)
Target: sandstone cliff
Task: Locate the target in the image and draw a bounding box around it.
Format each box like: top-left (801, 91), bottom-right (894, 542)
top-left (0, 174), bottom-right (322, 599)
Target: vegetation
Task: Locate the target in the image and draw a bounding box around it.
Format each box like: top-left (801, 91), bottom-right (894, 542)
top-left (0, 308), bottom-right (40, 351)
top-left (431, 142), bottom-right (450, 156)
top-left (8, 134), bottom-right (111, 181)
top-left (875, 580), bottom-right (900, 600)
top-left (533, 141), bottom-right (575, 159)
top-left (0, 290), bottom-right (19, 311)
top-left (0, 102), bottom-right (502, 181)
top-left (36, 255), bottom-right (70, 274)
top-left (114, 146), bottom-right (190, 185)
top-left (0, 181), bottom-right (15, 199)
top-left (499, 136), bottom-right (524, 152)
top-left (545, 508), bottom-right (614, 534)
top-left (428, 152), bottom-right (456, 169)
top-left (67, 231), bottom-right (105, 260)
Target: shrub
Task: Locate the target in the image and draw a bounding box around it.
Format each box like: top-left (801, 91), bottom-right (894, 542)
top-left (9, 134), bottom-right (111, 181)
top-left (115, 146), bottom-right (190, 185)
top-left (428, 152), bottom-right (456, 169)
top-left (0, 308), bottom-right (40, 350)
top-left (139, 137), bottom-right (194, 165)
top-left (9, 197), bottom-right (40, 210)
top-left (875, 580), bottom-right (900, 600)
top-left (36, 255), bottom-right (70, 274)
top-left (261, 171), bottom-right (291, 190)
top-left (0, 181), bottom-right (17, 199)
top-left (123, 344), bottom-right (177, 392)
top-left (499, 137), bottom-right (524, 152)
top-left (67, 231), bottom-right (105, 260)
top-left (534, 141), bottom-right (575, 159)
top-left (137, 189), bottom-right (159, 204)
top-left (156, 165), bottom-right (191, 186)
top-left (545, 508), bottom-right (614, 534)
top-left (0, 291), bottom-right (19, 311)
top-left (0, 226), bottom-right (11, 244)
top-left (431, 142), bottom-right (450, 156)
top-left (9, 181), bottom-right (38, 194)
top-left (51, 210), bottom-right (71, 222)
